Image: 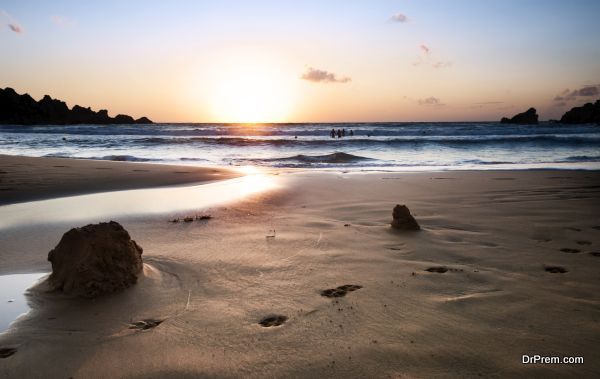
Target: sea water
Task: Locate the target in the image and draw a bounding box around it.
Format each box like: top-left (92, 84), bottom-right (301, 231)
top-left (1, 122), bottom-right (599, 170)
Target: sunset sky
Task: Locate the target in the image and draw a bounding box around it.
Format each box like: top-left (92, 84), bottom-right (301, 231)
top-left (1, 0), bottom-right (599, 122)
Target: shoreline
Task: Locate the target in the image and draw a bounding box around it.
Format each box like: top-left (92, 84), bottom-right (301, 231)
top-left (0, 154), bottom-right (241, 206)
top-left (2, 154), bottom-right (600, 206)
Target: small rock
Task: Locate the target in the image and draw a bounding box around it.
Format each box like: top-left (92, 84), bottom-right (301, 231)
top-left (391, 204), bottom-right (420, 230)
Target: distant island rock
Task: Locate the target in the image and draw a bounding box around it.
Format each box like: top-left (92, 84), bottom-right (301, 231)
top-left (500, 107), bottom-right (538, 124)
top-left (0, 87), bottom-right (152, 125)
top-left (559, 100), bottom-right (600, 124)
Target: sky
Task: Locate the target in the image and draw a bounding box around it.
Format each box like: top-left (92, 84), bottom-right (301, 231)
top-left (1, 0), bottom-right (599, 122)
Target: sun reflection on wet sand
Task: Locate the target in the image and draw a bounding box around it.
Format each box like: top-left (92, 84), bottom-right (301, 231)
top-left (0, 171), bottom-right (278, 230)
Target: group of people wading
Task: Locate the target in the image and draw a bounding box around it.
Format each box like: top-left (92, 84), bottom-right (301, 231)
top-left (330, 128), bottom-right (354, 138)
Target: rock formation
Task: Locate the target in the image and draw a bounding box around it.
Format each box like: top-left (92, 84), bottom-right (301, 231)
top-left (0, 87), bottom-right (152, 125)
top-left (47, 221), bottom-right (143, 298)
top-left (391, 204), bottom-right (420, 230)
top-left (500, 108), bottom-right (538, 124)
top-left (559, 100), bottom-right (600, 124)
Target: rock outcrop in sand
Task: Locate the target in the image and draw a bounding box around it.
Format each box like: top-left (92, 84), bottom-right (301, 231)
top-left (391, 204), bottom-right (420, 230)
top-left (500, 107), bottom-right (538, 124)
top-left (47, 221), bottom-right (143, 298)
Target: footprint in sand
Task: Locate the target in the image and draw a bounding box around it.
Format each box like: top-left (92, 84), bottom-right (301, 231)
top-left (259, 315), bottom-right (288, 327)
top-left (544, 266), bottom-right (568, 274)
top-left (425, 266), bottom-right (448, 273)
top-left (565, 227), bottom-right (582, 232)
top-left (320, 284), bottom-right (363, 298)
top-left (576, 241), bottom-right (592, 246)
top-left (592, 226), bottom-right (600, 230)
top-left (128, 319), bottom-right (164, 331)
top-left (425, 266), bottom-right (464, 273)
top-left (589, 252), bottom-right (600, 257)
top-left (560, 248), bottom-right (581, 254)
top-left (0, 347), bottom-right (17, 358)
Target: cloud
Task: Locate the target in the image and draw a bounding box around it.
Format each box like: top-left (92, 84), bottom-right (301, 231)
top-left (301, 67), bottom-right (351, 84)
top-left (576, 85), bottom-right (599, 97)
top-left (1, 9), bottom-right (23, 33)
top-left (418, 97), bottom-right (444, 106)
top-left (553, 84), bottom-right (600, 102)
top-left (390, 13), bottom-right (408, 23)
top-left (8, 23), bottom-right (22, 33)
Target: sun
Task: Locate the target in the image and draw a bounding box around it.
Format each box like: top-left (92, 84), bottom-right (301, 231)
top-left (209, 56), bottom-right (293, 123)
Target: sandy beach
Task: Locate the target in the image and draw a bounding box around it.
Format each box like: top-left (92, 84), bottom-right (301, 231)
top-left (0, 156), bottom-right (598, 378)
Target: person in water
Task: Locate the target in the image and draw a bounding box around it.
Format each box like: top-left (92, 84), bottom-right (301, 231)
top-left (330, 129), bottom-right (336, 138)
top-left (337, 129), bottom-right (342, 138)
top-left (342, 128), bottom-right (346, 137)
top-left (349, 130), bottom-right (354, 137)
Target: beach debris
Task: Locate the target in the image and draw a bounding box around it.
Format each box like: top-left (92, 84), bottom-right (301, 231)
top-left (183, 217), bottom-right (194, 222)
top-left (560, 248), bottom-right (581, 254)
top-left (320, 284), bottom-right (363, 298)
top-left (266, 229), bottom-right (276, 238)
top-left (129, 318), bottom-right (164, 331)
top-left (0, 347), bottom-right (17, 358)
top-left (47, 221), bottom-right (143, 298)
top-left (391, 204), bottom-right (420, 230)
top-left (544, 266), bottom-right (568, 274)
top-left (259, 315), bottom-right (288, 327)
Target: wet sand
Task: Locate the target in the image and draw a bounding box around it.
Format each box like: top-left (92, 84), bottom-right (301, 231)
top-left (0, 158), bottom-right (599, 378)
top-left (0, 154), bottom-right (239, 205)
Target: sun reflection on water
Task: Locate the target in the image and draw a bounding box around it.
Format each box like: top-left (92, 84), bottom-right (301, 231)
top-left (0, 172), bottom-right (278, 230)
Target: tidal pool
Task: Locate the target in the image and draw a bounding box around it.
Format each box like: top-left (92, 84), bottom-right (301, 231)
top-left (0, 273), bottom-right (48, 333)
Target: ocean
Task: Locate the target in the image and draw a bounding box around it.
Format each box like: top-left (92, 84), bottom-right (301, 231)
top-left (1, 122), bottom-right (599, 171)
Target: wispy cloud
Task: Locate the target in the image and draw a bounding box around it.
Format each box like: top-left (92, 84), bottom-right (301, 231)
top-left (418, 97), bottom-right (445, 107)
top-left (50, 14), bottom-right (74, 28)
top-left (413, 45), bottom-right (451, 69)
top-left (390, 13), bottom-right (408, 23)
top-left (301, 67), bottom-right (351, 84)
top-left (470, 101), bottom-right (504, 109)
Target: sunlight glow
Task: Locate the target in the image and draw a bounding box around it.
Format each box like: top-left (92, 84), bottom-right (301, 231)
top-left (208, 52), bottom-right (293, 123)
